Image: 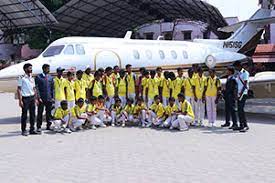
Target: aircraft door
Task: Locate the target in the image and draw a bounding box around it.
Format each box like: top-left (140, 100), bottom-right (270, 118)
top-left (94, 50), bottom-right (121, 70)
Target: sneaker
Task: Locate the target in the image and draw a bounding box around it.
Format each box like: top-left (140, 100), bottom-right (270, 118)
top-left (111, 123), bottom-right (115, 127)
top-left (179, 127), bottom-right (189, 131)
top-left (22, 131), bottom-right (28, 136)
top-left (70, 127), bottom-right (76, 132)
top-left (29, 131), bottom-right (39, 135)
top-left (65, 128), bottom-right (72, 133)
top-left (169, 126), bottom-right (174, 130)
top-left (101, 124), bottom-right (107, 128)
top-left (122, 123), bottom-right (125, 127)
top-left (221, 123), bottom-right (230, 128)
top-left (36, 128), bottom-right (42, 134)
top-left (91, 125), bottom-right (97, 130)
top-left (141, 123), bottom-right (146, 128)
top-left (146, 123), bottom-right (152, 128)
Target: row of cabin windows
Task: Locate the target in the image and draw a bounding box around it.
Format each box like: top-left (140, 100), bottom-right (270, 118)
top-left (42, 44), bottom-right (85, 57)
top-left (133, 50), bottom-right (188, 60)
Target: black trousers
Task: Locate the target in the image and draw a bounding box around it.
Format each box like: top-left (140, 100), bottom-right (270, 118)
top-left (21, 96), bottom-right (35, 132)
top-left (238, 95), bottom-right (248, 128)
top-left (37, 100), bottom-right (52, 129)
top-left (225, 96), bottom-right (237, 126)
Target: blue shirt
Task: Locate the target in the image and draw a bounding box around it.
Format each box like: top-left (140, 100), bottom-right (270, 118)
top-left (236, 69), bottom-right (250, 96)
top-left (35, 73), bottom-right (54, 101)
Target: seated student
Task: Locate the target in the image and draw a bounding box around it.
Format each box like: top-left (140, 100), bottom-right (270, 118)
top-left (111, 98), bottom-right (126, 127)
top-left (51, 100), bottom-right (71, 133)
top-left (86, 96), bottom-right (106, 130)
top-left (70, 98), bottom-right (88, 131)
top-left (115, 69), bottom-right (127, 107)
top-left (171, 93), bottom-right (194, 131)
top-left (162, 97), bottom-right (179, 128)
top-left (133, 97), bottom-right (148, 128)
top-left (96, 95), bottom-right (112, 125)
top-left (123, 98), bottom-right (137, 125)
top-left (148, 95), bottom-right (165, 128)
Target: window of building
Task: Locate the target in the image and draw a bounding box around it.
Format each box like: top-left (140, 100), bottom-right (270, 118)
top-left (64, 45), bottom-right (74, 55)
top-left (133, 50), bottom-right (140, 59)
top-left (75, 44), bottom-right (85, 55)
top-left (163, 32), bottom-right (173, 40)
top-left (171, 50), bottom-right (177, 59)
top-left (183, 31), bottom-right (192, 40)
top-left (144, 32), bottom-right (154, 40)
top-left (182, 50), bottom-right (188, 59)
top-left (159, 50), bottom-right (165, 60)
top-left (145, 50), bottom-right (152, 59)
top-left (42, 45), bottom-right (65, 57)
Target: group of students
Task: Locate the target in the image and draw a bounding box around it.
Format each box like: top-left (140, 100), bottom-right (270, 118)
top-left (19, 61), bottom-right (248, 136)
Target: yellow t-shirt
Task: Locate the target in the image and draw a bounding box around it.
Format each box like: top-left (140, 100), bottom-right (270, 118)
top-left (53, 107), bottom-right (69, 119)
top-left (146, 77), bottom-right (160, 99)
top-left (124, 104), bottom-right (135, 114)
top-left (86, 103), bottom-right (96, 113)
top-left (180, 100), bottom-right (194, 120)
top-left (64, 79), bottom-right (75, 101)
top-left (150, 102), bottom-right (165, 118)
top-left (134, 103), bottom-right (147, 114)
top-left (161, 78), bottom-right (171, 98)
top-left (171, 77), bottom-right (184, 99)
top-left (71, 105), bottom-right (86, 117)
top-left (111, 105), bottom-right (123, 115)
top-left (82, 73), bottom-right (94, 86)
top-left (74, 79), bottom-right (87, 100)
top-left (194, 76), bottom-right (206, 99)
top-left (205, 76), bottom-right (221, 97)
top-left (183, 77), bottom-right (194, 97)
top-left (141, 77), bottom-right (148, 97)
top-left (111, 73), bottom-right (120, 81)
top-left (126, 73), bottom-right (136, 94)
top-left (192, 73), bottom-right (199, 79)
top-left (165, 104), bottom-right (179, 116)
top-left (54, 77), bottom-right (66, 101)
top-left (104, 75), bottom-right (115, 97)
top-left (89, 80), bottom-right (103, 97)
top-left (116, 77), bottom-right (127, 97)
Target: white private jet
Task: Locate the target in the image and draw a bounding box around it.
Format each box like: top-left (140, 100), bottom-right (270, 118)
top-left (0, 8), bottom-right (275, 98)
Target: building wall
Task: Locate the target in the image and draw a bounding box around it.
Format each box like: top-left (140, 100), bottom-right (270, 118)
top-left (270, 11), bottom-right (275, 43)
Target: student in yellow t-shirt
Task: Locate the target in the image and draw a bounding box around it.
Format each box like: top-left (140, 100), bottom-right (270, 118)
top-left (51, 100), bottom-right (71, 133)
top-left (123, 98), bottom-right (137, 125)
top-left (146, 70), bottom-right (161, 107)
top-left (163, 97), bottom-right (179, 128)
top-left (171, 93), bottom-right (194, 131)
top-left (96, 95), bottom-right (112, 124)
top-left (204, 69), bottom-right (221, 127)
top-left (82, 67), bottom-right (94, 86)
top-left (115, 69), bottom-right (127, 107)
top-left (160, 71), bottom-right (171, 106)
top-left (88, 70), bottom-right (103, 98)
top-left (125, 64), bottom-right (136, 100)
top-left (54, 67), bottom-right (66, 108)
top-left (74, 70), bottom-right (88, 101)
top-left (170, 70), bottom-right (184, 106)
top-left (148, 95), bottom-right (165, 128)
top-left (86, 96), bottom-right (106, 130)
top-left (64, 71), bottom-right (75, 109)
top-left (110, 98), bottom-right (126, 127)
top-left (193, 67), bottom-right (206, 126)
top-left (183, 68), bottom-right (195, 110)
top-left (103, 67), bottom-right (115, 109)
top-left (141, 70), bottom-right (150, 103)
top-left (133, 97), bottom-right (148, 127)
top-left (70, 98), bottom-right (87, 131)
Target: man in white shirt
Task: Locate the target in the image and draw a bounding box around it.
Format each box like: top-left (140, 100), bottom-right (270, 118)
top-left (234, 61), bottom-right (250, 132)
top-left (17, 63), bottom-right (39, 136)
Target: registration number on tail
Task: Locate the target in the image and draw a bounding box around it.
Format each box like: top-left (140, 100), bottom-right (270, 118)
top-left (223, 41), bottom-right (242, 48)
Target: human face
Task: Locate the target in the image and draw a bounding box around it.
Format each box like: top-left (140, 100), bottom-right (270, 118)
top-left (91, 100), bottom-right (97, 105)
top-left (126, 66), bottom-right (132, 73)
top-left (178, 69), bottom-right (183, 77)
top-left (43, 66), bottom-right (50, 74)
top-left (209, 70), bottom-right (215, 78)
top-left (25, 66), bottom-right (33, 74)
top-left (61, 104), bottom-right (68, 110)
top-left (57, 71), bottom-right (63, 77)
top-left (155, 98), bottom-right (160, 104)
top-left (85, 68), bottom-right (91, 74)
top-left (169, 100), bottom-right (175, 106)
top-left (77, 73), bottom-right (82, 80)
top-left (114, 67), bottom-right (120, 74)
top-left (78, 102), bottom-right (84, 108)
top-left (178, 96), bottom-right (184, 102)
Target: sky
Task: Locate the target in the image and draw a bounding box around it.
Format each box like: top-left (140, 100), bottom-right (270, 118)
top-left (205, 0), bottom-right (260, 21)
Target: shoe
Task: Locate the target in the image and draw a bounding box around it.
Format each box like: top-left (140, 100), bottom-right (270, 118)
top-left (169, 126), bottom-right (174, 130)
top-left (142, 123), bottom-right (146, 128)
top-left (65, 128), bottom-right (72, 133)
top-left (232, 126), bottom-right (242, 131)
top-left (229, 125), bottom-right (237, 129)
top-left (208, 123), bottom-right (214, 128)
top-left (193, 121), bottom-right (198, 126)
top-left (179, 127), bottom-right (189, 131)
top-left (36, 128), bottom-right (42, 134)
top-left (221, 123), bottom-right (230, 127)
top-left (22, 131), bottom-right (28, 136)
top-left (29, 131), bottom-right (39, 135)
top-left (70, 127), bottom-right (76, 132)
top-left (239, 126), bottom-right (249, 133)
top-left (146, 123), bottom-right (152, 128)
top-left (101, 124), bottom-right (107, 128)
top-left (91, 125), bottom-right (97, 130)
top-left (122, 123), bottom-right (125, 127)
top-left (46, 126), bottom-right (51, 130)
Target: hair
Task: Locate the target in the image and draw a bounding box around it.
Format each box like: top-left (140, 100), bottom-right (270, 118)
top-left (42, 64), bottom-right (50, 70)
top-left (125, 64), bottom-right (132, 69)
top-left (98, 68), bottom-right (104, 72)
top-left (227, 66), bottom-right (235, 74)
top-left (23, 63), bottom-right (32, 71)
top-left (150, 70), bottom-right (156, 76)
top-left (105, 67), bottom-right (113, 72)
top-left (169, 97), bottom-right (175, 102)
top-left (156, 67), bottom-right (162, 71)
top-left (77, 98), bottom-right (84, 103)
top-left (76, 70), bottom-right (83, 75)
top-left (127, 98), bottom-right (134, 104)
top-left (98, 95), bottom-right (105, 100)
top-left (115, 97), bottom-right (121, 103)
top-left (113, 65), bottom-right (119, 70)
top-left (164, 71), bottom-right (170, 78)
top-left (60, 100), bottom-right (68, 106)
top-left (90, 96), bottom-right (97, 101)
top-left (177, 67), bottom-right (183, 72)
top-left (94, 70), bottom-right (101, 77)
top-left (119, 69), bottom-right (126, 76)
top-left (143, 70), bottom-right (149, 76)
top-left (169, 72), bottom-right (176, 79)
top-left (177, 93), bottom-right (185, 98)
top-left (137, 96), bottom-right (144, 102)
top-left (67, 71), bottom-right (73, 77)
top-left (154, 95), bottom-right (160, 100)
top-left (188, 68), bottom-right (193, 74)
top-left (233, 61), bottom-right (241, 67)
top-left (197, 67), bottom-right (203, 73)
top-left (139, 67), bottom-right (146, 72)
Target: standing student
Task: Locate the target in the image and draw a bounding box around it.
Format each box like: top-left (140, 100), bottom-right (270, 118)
top-left (111, 65), bottom-right (120, 81)
top-left (234, 61), bottom-right (250, 132)
top-left (64, 71), bottom-right (76, 109)
top-left (156, 67), bottom-right (163, 80)
top-left (141, 70), bottom-right (150, 103)
top-left (183, 69), bottom-right (195, 110)
top-left (103, 67), bottom-right (115, 109)
top-left (193, 67), bottom-right (206, 126)
top-left (111, 98), bottom-right (126, 127)
top-left (125, 64), bottom-right (136, 100)
top-left (221, 67), bottom-right (238, 129)
top-left (171, 93), bottom-right (194, 131)
top-left (51, 100), bottom-right (71, 133)
top-left (89, 70), bottom-right (103, 98)
top-left (74, 70), bottom-right (88, 101)
top-left (70, 98), bottom-right (87, 131)
top-left (86, 96), bottom-right (106, 130)
top-left (163, 97), bottom-right (179, 128)
top-left (54, 67), bottom-right (66, 108)
top-left (133, 97), bottom-right (148, 127)
top-left (82, 67), bottom-right (94, 86)
top-left (160, 71), bottom-right (171, 106)
top-left (115, 69), bottom-right (128, 107)
top-left (145, 70), bottom-right (161, 107)
top-left (18, 63), bottom-right (39, 136)
top-left (136, 67), bottom-right (146, 97)
top-left (148, 95), bottom-right (165, 127)
top-left (204, 69), bottom-right (221, 127)
top-left (170, 70), bottom-right (184, 106)
top-left (35, 64), bottom-right (54, 132)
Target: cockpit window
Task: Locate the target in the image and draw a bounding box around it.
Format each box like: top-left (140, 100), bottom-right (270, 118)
top-left (64, 45), bottom-right (75, 55)
top-left (76, 44), bottom-right (85, 55)
top-left (42, 45), bottom-right (65, 57)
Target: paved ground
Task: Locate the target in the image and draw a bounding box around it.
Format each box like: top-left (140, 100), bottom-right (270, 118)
top-left (0, 93), bottom-right (275, 183)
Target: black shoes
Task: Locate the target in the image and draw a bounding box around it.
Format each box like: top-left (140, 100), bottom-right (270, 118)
top-left (36, 128), bottom-right (42, 134)
top-left (22, 131), bottom-right (28, 136)
top-left (240, 126), bottom-right (249, 133)
top-left (221, 123), bottom-right (230, 127)
top-left (29, 131), bottom-right (39, 135)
